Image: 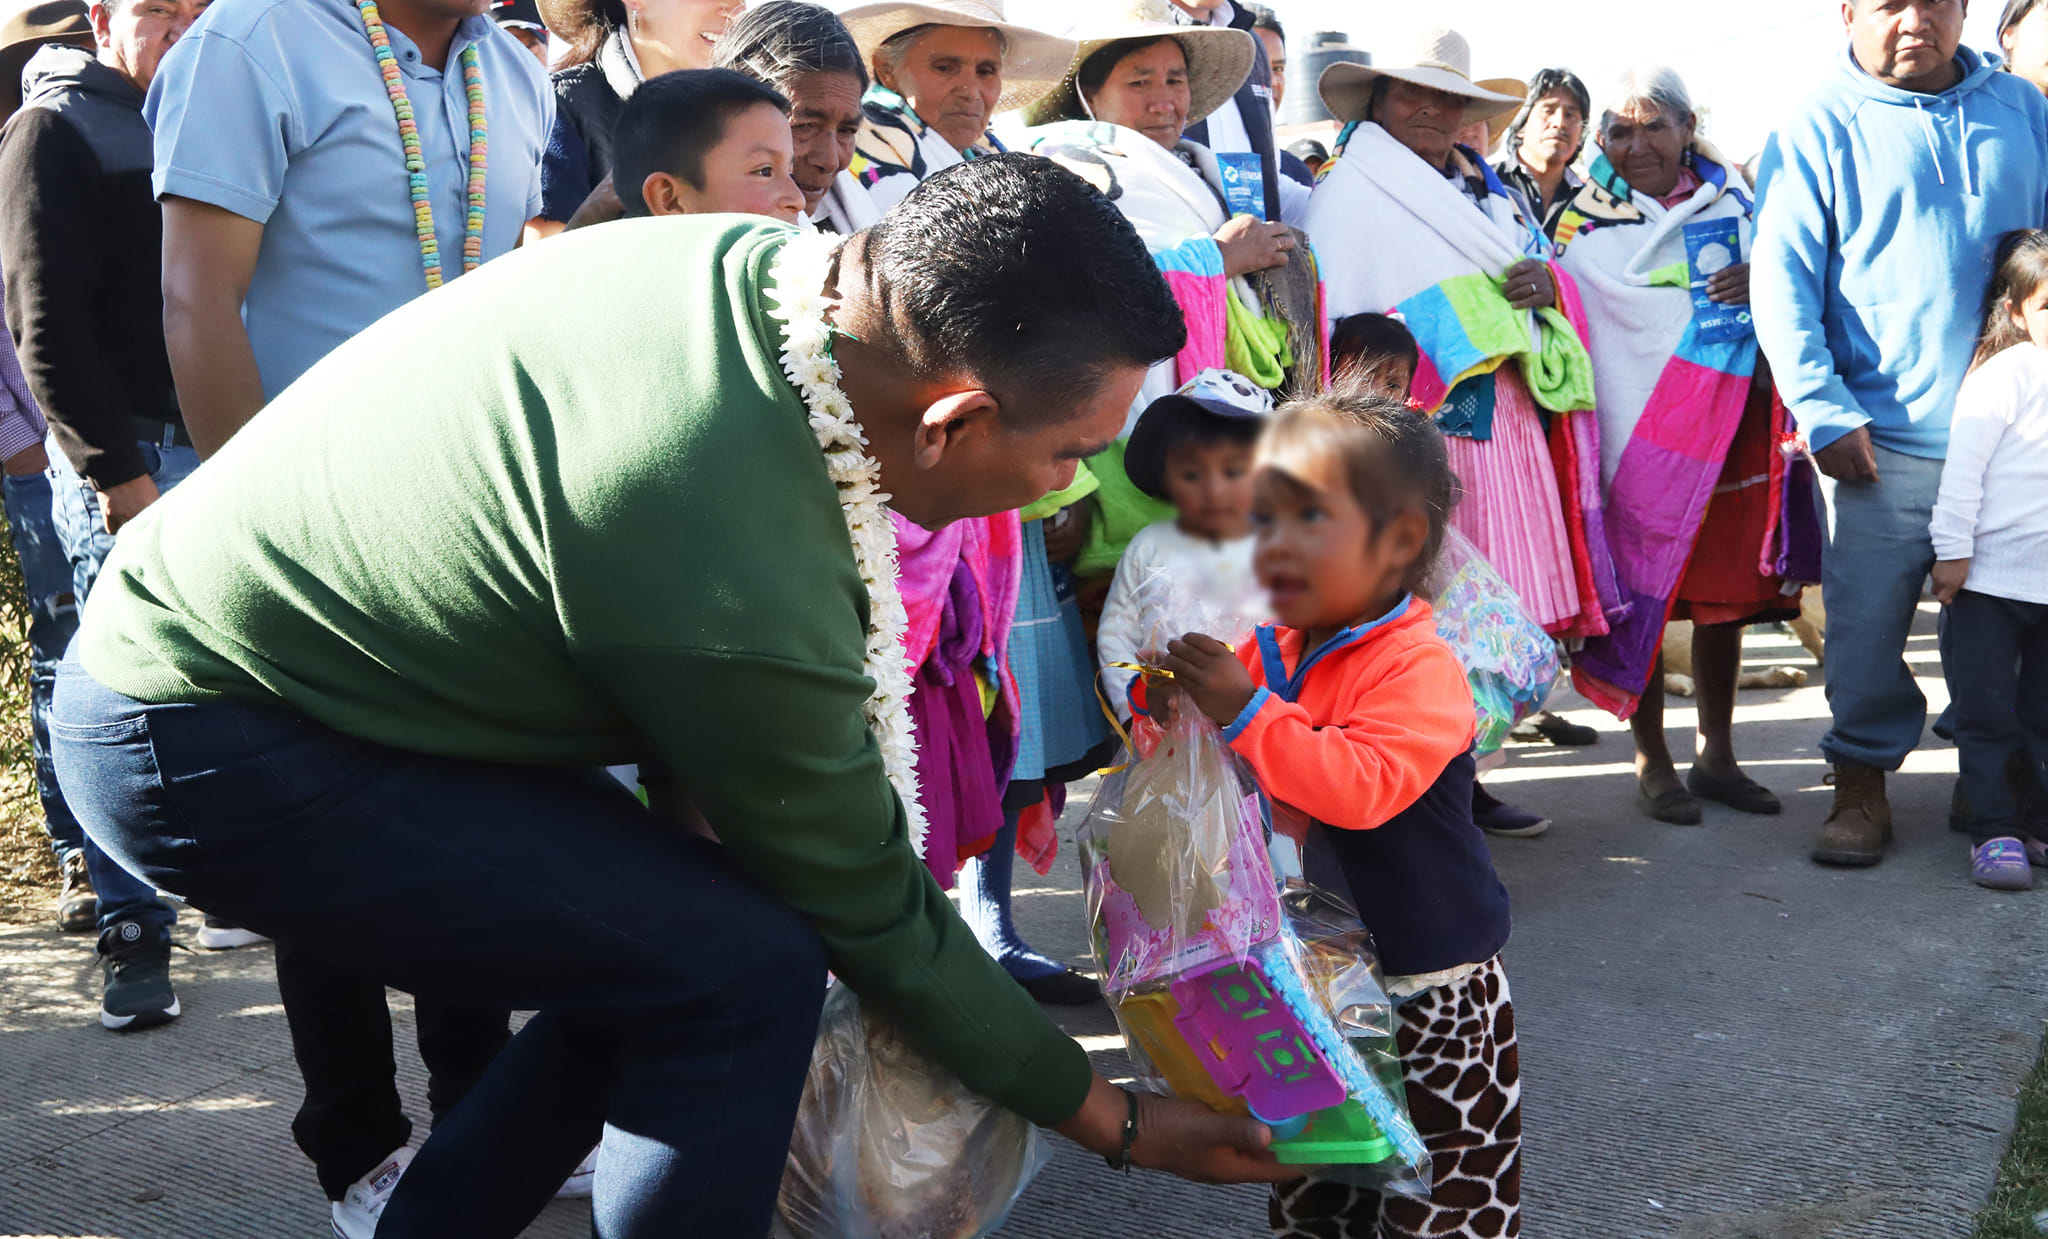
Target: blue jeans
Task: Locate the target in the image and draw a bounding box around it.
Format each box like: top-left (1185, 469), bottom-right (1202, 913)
top-left (49, 432), bottom-right (199, 937)
top-left (51, 668), bottom-right (828, 1238)
top-left (1818, 443), bottom-right (1945, 771)
top-left (1, 468), bottom-right (82, 862)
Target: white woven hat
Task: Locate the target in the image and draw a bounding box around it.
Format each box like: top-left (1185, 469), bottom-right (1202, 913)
top-left (1318, 27), bottom-right (1523, 126)
top-left (1018, 0), bottom-right (1254, 130)
top-left (835, 0), bottom-right (1077, 115)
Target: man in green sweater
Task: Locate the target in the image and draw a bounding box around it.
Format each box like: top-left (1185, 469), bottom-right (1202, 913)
top-left (51, 155), bottom-right (1289, 1234)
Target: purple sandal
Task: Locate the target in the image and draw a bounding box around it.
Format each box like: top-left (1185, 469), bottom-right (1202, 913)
top-left (1973, 837), bottom-right (2035, 891)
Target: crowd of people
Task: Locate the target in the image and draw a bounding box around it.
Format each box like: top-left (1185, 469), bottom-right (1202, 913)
top-left (3, 0), bottom-right (2047, 1234)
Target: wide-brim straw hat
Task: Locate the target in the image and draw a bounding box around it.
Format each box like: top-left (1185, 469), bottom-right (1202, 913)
top-left (535, 0), bottom-right (593, 43)
top-left (1018, 0), bottom-right (1253, 130)
top-left (1318, 27), bottom-right (1523, 127)
top-left (1479, 77), bottom-right (1526, 151)
top-left (835, 0), bottom-right (1076, 115)
top-left (1, 0), bottom-right (89, 118)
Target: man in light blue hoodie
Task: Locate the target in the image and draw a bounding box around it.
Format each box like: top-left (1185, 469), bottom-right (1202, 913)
top-left (1754, 0), bottom-right (2048, 869)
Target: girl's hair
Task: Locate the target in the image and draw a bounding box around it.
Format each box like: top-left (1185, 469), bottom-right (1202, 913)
top-left (711, 1), bottom-right (869, 97)
top-left (2001, 0), bottom-right (2047, 51)
top-left (1329, 313), bottom-right (1418, 383)
top-left (1259, 381), bottom-right (1460, 596)
top-left (1972, 229), bottom-right (2048, 371)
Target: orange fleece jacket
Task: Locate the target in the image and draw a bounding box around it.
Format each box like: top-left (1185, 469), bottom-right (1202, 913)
top-left (1220, 597), bottom-right (1475, 832)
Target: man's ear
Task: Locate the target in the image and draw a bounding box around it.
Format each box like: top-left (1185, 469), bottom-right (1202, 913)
top-left (910, 389), bottom-right (1000, 470)
top-left (642, 172), bottom-right (689, 218)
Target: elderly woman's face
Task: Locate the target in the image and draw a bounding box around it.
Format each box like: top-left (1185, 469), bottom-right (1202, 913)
top-left (1084, 38), bottom-right (1191, 151)
top-left (1518, 87), bottom-right (1585, 169)
top-left (785, 69), bottom-right (866, 212)
top-left (1376, 78), bottom-right (1469, 169)
top-left (2005, 6), bottom-right (2048, 96)
top-left (878, 25), bottom-right (1005, 153)
top-left (1599, 97), bottom-right (1694, 199)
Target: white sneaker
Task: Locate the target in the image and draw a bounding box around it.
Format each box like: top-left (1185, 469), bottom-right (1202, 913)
top-left (556, 1146), bottom-right (598, 1199)
top-left (195, 915), bottom-right (269, 950)
top-left (331, 1146), bottom-right (412, 1239)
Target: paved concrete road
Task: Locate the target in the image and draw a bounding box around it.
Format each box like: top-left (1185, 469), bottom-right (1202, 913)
top-left (3, 612), bottom-right (2042, 1238)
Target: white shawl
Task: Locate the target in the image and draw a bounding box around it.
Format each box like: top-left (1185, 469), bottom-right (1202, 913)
top-left (1303, 123), bottom-right (1549, 320)
top-left (1554, 154), bottom-right (1754, 486)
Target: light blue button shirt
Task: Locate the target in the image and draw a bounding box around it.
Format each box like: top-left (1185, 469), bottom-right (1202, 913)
top-left (145, 0), bottom-right (551, 398)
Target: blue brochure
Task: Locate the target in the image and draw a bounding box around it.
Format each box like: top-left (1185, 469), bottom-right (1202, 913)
top-left (1684, 217), bottom-right (1753, 343)
top-left (1217, 152), bottom-right (1266, 221)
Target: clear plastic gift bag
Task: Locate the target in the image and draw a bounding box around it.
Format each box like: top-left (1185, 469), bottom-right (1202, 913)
top-left (774, 984), bottom-right (1048, 1239)
top-left (1426, 528), bottom-right (1561, 756)
top-left (1076, 670), bottom-right (1429, 1194)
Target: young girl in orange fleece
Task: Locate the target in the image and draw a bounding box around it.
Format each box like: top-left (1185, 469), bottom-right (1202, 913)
top-left (1157, 389), bottom-right (1522, 1239)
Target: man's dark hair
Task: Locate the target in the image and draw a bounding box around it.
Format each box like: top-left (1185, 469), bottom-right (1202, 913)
top-left (1502, 68), bottom-right (1592, 164)
top-left (612, 70), bottom-right (789, 217)
top-left (1248, 5), bottom-right (1284, 44)
top-left (1076, 36), bottom-right (1177, 103)
top-left (860, 153), bottom-right (1186, 422)
top-left (711, 0), bottom-right (868, 97)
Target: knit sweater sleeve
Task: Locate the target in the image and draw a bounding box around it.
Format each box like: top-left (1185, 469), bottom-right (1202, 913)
top-left (0, 109), bottom-right (147, 488)
top-left (582, 643), bottom-right (1091, 1129)
top-left (1225, 638), bottom-right (1474, 831)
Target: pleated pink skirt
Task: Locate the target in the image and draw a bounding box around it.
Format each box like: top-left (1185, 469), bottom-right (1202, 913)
top-left (1442, 365), bottom-right (1582, 633)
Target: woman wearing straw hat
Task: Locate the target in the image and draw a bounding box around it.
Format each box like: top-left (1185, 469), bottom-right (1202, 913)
top-left (1016, 0), bottom-right (1299, 583)
top-left (1303, 28), bottom-right (1615, 650)
top-left (526, 0), bottom-right (743, 238)
top-left (837, 0), bottom-right (1074, 215)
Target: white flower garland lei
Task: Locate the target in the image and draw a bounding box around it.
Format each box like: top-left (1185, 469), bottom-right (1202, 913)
top-left (765, 232), bottom-right (928, 859)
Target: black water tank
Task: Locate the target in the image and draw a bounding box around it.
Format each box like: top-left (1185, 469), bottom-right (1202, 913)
top-left (1278, 31), bottom-right (1368, 128)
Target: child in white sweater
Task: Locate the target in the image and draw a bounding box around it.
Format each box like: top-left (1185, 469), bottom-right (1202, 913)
top-left (1098, 370), bottom-right (1271, 717)
top-left (1931, 230), bottom-right (2048, 891)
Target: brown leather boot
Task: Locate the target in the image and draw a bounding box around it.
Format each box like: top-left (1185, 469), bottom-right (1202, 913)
top-left (1812, 761), bottom-right (1892, 866)
top-left (56, 850), bottom-right (97, 933)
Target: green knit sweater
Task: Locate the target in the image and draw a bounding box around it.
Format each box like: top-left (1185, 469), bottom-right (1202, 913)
top-left (78, 216), bottom-right (1091, 1127)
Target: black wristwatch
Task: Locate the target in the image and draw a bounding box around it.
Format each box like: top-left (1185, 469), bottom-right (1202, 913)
top-left (1103, 1086), bottom-right (1139, 1175)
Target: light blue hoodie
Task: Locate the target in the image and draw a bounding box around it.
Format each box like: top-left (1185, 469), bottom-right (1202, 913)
top-left (1753, 45), bottom-right (2048, 458)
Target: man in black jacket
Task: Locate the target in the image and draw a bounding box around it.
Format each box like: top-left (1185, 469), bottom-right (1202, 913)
top-left (0, 0), bottom-right (209, 1033)
top-left (1172, 0), bottom-right (1311, 224)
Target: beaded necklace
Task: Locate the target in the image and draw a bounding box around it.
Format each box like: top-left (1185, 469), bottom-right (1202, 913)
top-left (356, 0), bottom-right (489, 289)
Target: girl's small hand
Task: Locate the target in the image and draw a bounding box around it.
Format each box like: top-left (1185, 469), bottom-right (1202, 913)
top-left (1158, 634), bottom-right (1256, 727)
top-left (1932, 558), bottom-right (1971, 606)
top-left (1141, 672), bottom-right (1183, 730)
top-left (1707, 261), bottom-right (1751, 306)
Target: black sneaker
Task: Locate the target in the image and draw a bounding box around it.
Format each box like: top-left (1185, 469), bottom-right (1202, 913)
top-left (97, 920), bottom-right (180, 1031)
